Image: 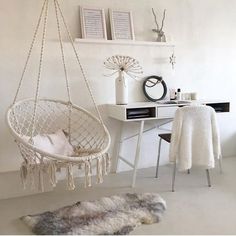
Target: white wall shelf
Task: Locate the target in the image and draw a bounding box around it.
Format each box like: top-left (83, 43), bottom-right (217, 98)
top-left (74, 38), bottom-right (175, 47)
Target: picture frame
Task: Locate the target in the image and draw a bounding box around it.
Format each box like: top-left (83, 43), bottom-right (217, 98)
top-left (109, 9), bottom-right (135, 40)
top-left (80, 6), bottom-right (107, 39)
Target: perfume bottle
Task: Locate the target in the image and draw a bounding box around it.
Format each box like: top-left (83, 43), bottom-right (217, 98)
top-left (176, 88), bottom-right (181, 100)
top-left (169, 88), bottom-right (176, 100)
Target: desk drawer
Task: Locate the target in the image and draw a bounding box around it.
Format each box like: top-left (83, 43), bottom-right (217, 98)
top-left (157, 106), bottom-right (178, 118)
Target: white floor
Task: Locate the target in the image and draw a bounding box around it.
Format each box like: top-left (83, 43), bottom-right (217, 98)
top-left (0, 157), bottom-right (236, 235)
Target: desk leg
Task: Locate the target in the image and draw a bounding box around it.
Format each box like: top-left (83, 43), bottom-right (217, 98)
top-left (111, 121), bottom-right (124, 173)
top-left (132, 120), bottom-right (145, 188)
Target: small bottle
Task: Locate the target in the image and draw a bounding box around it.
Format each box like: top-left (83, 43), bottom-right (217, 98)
top-left (169, 88), bottom-right (176, 100)
top-left (176, 88), bottom-right (181, 100)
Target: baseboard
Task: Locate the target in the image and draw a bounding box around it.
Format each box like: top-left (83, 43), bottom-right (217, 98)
top-left (0, 170), bottom-right (53, 200)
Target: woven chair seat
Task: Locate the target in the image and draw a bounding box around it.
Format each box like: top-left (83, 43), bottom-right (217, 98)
top-left (7, 98), bottom-right (111, 190)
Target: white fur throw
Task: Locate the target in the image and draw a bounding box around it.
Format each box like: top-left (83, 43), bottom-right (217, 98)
top-left (21, 193), bottom-right (166, 235)
top-left (22, 129), bottom-right (74, 156)
top-left (169, 105), bottom-right (221, 171)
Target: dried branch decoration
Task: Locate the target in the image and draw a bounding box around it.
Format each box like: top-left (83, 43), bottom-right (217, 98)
top-left (152, 8), bottom-right (167, 42)
top-left (104, 55), bottom-right (143, 80)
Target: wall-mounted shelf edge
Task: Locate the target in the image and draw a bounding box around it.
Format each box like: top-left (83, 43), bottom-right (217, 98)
top-left (74, 38), bottom-right (175, 47)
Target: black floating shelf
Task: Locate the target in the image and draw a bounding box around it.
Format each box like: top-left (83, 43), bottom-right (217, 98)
top-left (206, 102), bottom-right (230, 113)
top-left (126, 107), bottom-right (156, 120)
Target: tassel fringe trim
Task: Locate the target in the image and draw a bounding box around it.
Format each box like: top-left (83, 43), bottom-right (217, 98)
top-left (20, 153), bottom-right (111, 192)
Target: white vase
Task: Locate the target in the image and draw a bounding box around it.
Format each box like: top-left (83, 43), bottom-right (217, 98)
top-left (115, 71), bottom-right (128, 105)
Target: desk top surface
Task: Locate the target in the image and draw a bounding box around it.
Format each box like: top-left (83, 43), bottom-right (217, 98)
top-left (107, 100), bottom-right (229, 109)
top-left (107, 100), bottom-right (230, 121)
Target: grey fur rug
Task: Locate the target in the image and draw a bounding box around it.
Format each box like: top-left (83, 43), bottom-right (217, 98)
top-left (21, 193), bottom-right (166, 235)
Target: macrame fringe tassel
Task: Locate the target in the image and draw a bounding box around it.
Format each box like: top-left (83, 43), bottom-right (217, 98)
top-left (102, 155), bottom-right (107, 176)
top-left (38, 159), bottom-right (44, 192)
top-left (67, 164), bottom-right (75, 190)
top-left (29, 164), bottom-right (36, 190)
top-left (48, 161), bottom-right (57, 187)
top-left (19, 154), bottom-right (111, 191)
top-left (20, 162), bottom-right (28, 189)
top-left (97, 157), bottom-right (103, 184)
top-left (106, 153), bottom-right (111, 174)
top-left (84, 161), bottom-right (92, 187)
top-left (78, 163), bottom-right (83, 170)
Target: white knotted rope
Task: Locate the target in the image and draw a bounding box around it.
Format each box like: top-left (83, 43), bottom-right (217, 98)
top-left (8, 0), bottom-right (111, 191)
top-left (55, 0), bottom-right (104, 126)
top-left (67, 163), bottom-right (75, 190)
top-left (48, 161), bottom-right (57, 187)
top-left (38, 157), bottom-right (45, 192)
top-left (97, 157), bottom-right (103, 184)
top-left (13, 0), bottom-right (48, 105)
top-left (30, 0), bottom-right (49, 140)
top-left (84, 160), bottom-right (92, 187)
top-left (54, 0), bottom-right (72, 139)
top-left (20, 162), bottom-right (28, 189)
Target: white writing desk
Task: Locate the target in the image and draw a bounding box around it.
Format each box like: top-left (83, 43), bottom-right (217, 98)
top-left (107, 100), bottom-right (230, 187)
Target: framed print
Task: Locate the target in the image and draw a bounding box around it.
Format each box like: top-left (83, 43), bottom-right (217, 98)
top-left (80, 6), bottom-right (107, 39)
top-left (109, 9), bottom-right (135, 40)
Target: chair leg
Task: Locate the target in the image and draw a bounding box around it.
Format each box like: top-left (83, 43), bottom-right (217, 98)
top-left (187, 169), bottom-right (190, 174)
top-left (206, 169), bottom-right (211, 187)
top-left (155, 138), bottom-right (162, 178)
top-left (172, 161), bottom-right (177, 192)
top-left (219, 156), bottom-right (223, 174)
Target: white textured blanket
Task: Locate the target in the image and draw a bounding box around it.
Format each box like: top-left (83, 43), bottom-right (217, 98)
top-left (169, 105), bottom-right (221, 171)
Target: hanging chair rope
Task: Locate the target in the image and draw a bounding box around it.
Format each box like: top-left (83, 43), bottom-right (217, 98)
top-left (54, 0), bottom-right (72, 104)
top-left (13, 0), bottom-right (48, 105)
top-left (7, 0), bottom-right (111, 191)
top-left (54, 0), bottom-right (73, 138)
top-left (13, 0), bottom-right (104, 127)
top-left (31, 0), bottom-right (49, 140)
top-left (54, 0), bottom-right (104, 125)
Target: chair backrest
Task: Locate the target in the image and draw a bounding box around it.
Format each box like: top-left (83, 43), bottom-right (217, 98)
top-left (174, 105), bottom-right (216, 129)
top-left (169, 105), bottom-right (221, 170)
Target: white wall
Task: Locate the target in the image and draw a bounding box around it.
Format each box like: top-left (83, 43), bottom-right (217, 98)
top-left (1, 0), bottom-right (236, 174)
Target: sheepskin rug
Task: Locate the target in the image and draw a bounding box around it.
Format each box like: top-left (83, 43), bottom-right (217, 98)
top-left (21, 193), bottom-right (166, 235)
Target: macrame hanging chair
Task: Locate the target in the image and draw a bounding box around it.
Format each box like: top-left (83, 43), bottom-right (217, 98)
top-left (6, 0), bottom-right (111, 191)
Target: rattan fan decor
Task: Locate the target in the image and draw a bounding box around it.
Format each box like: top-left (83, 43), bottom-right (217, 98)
top-left (6, 0), bottom-right (111, 191)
